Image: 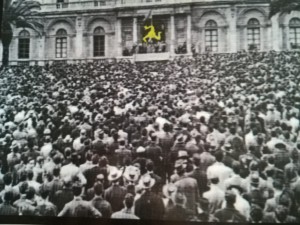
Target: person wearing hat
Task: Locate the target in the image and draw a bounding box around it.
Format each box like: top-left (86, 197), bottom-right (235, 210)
top-left (92, 129), bottom-right (107, 157)
top-left (273, 142), bottom-right (290, 170)
top-left (52, 176), bottom-right (74, 213)
top-left (187, 153), bottom-right (209, 196)
top-left (145, 134), bottom-right (163, 177)
top-left (6, 141), bottom-right (21, 172)
top-left (162, 183), bottom-right (177, 210)
top-left (157, 123), bottom-right (174, 178)
top-left (114, 139), bottom-right (132, 168)
top-left (111, 193), bottom-right (139, 219)
top-left (132, 146), bottom-right (148, 175)
top-left (199, 143), bottom-right (216, 172)
top-left (173, 158), bottom-right (199, 216)
top-left (104, 168), bottom-right (126, 212)
top-left (164, 191), bottom-right (193, 221)
top-left (58, 183), bottom-right (102, 217)
top-left (90, 182), bottom-right (112, 218)
top-left (214, 189), bottom-right (247, 222)
top-left (134, 174), bottom-right (165, 220)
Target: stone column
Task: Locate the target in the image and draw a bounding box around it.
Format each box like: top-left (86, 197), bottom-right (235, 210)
top-left (75, 16), bottom-right (83, 59)
top-left (170, 14), bottom-right (175, 54)
top-left (116, 18), bottom-right (122, 56)
top-left (266, 24), bottom-right (272, 51)
top-left (133, 17), bottom-right (138, 44)
top-left (187, 14), bottom-right (192, 54)
top-left (38, 34), bottom-right (46, 66)
top-left (271, 14), bottom-right (280, 51)
top-left (228, 7), bottom-right (237, 52)
top-left (282, 25), bottom-right (289, 50)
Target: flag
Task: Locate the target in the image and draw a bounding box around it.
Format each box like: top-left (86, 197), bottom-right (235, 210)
top-left (143, 10), bottom-right (152, 22)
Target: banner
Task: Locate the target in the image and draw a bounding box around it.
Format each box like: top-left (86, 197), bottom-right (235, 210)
top-left (141, 12), bottom-right (165, 43)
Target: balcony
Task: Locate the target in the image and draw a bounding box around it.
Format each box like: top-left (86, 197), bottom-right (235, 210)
top-left (41, 0), bottom-right (115, 12)
top-left (41, 0), bottom-right (194, 12)
top-left (39, 0), bottom-right (261, 12)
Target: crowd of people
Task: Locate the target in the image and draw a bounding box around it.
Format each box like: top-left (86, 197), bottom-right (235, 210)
top-left (0, 50), bottom-right (300, 222)
top-left (123, 41), bottom-right (167, 56)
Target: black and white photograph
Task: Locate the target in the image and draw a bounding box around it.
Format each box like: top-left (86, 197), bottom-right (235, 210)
top-left (0, 0), bottom-right (300, 223)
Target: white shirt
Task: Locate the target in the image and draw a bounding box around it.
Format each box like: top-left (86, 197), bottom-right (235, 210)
top-left (203, 184), bottom-right (225, 214)
top-left (207, 162), bottom-right (234, 191)
top-left (40, 143), bottom-right (53, 159)
top-left (60, 163), bottom-right (87, 185)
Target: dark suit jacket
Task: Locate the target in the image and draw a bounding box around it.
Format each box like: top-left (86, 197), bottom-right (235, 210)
top-left (90, 196), bottom-right (112, 218)
top-left (214, 207), bottom-right (247, 222)
top-left (187, 167), bottom-right (209, 196)
top-left (0, 203), bottom-right (18, 215)
top-left (135, 191), bottom-right (165, 220)
top-left (53, 188), bottom-right (74, 213)
top-left (104, 184), bottom-right (126, 212)
top-left (84, 166), bottom-right (101, 189)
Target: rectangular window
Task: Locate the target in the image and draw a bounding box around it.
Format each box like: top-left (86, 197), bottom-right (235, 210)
top-left (18, 38), bottom-right (30, 59)
top-left (290, 27), bottom-right (300, 49)
top-left (94, 36), bottom-right (105, 57)
top-left (56, 37), bottom-right (67, 58)
top-left (205, 29), bottom-right (218, 52)
top-left (247, 28), bottom-right (260, 50)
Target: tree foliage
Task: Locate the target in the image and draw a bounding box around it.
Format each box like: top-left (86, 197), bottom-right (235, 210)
top-left (1, 0), bottom-right (43, 66)
top-left (269, 0), bottom-right (300, 18)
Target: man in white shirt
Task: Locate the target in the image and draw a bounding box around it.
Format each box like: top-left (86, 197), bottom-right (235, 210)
top-left (60, 153), bottom-right (86, 186)
top-left (207, 150), bottom-right (234, 191)
top-left (203, 177), bottom-right (225, 214)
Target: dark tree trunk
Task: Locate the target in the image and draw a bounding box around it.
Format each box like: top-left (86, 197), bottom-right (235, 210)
top-left (2, 43), bottom-right (10, 67)
top-left (2, 24), bottom-right (13, 67)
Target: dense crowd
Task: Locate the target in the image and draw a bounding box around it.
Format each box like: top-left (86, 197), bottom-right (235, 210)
top-left (0, 50), bottom-right (300, 222)
top-left (123, 41), bottom-right (167, 56)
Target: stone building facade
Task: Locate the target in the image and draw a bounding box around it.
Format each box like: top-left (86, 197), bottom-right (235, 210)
top-left (2, 0), bottom-right (300, 65)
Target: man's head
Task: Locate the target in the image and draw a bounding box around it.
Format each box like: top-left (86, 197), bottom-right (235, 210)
top-left (94, 182), bottom-right (103, 196)
top-left (225, 189), bottom-right (236, 205)
top-left (214, 150), bottom-right (224, 162)
top-left (72, 183), bottom-right (82, 197)
top-left (40, 187), bottom-right (50, 200)
top-left (124, 193), bottom-right (134, 209)
top-left (3, 191), bottom-right (13, 203)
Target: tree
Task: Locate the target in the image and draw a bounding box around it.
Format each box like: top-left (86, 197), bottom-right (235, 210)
top-left (269, 0), bottom-right (300, 18)
top-left (1, 0), bottom-right (43, 66)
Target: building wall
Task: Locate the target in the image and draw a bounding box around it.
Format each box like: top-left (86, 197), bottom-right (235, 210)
top-left (5, 1), bottom-right (300, 64)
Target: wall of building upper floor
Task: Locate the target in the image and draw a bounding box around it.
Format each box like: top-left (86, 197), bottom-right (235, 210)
top-left (35, 0), bottom-right (270, 13)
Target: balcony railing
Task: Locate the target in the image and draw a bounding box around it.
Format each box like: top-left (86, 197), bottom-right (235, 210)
top-left (41, 0), bottom-right (115, 12)
top-left (41, 0), bottom-right (196, 12)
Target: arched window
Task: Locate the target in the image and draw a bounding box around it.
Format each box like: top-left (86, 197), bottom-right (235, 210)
top-left (289, 18), bottom-right (300, 49)
top-left (55, 29), bottom-right (67, 58)
top-left (247, 18), bottom-right (260, 50)
top-left (18, 30), bottom-right (30, 59)
top-left (93, 27), bottom-right (105, 57)
top-left (205, 20), bottom-right (218, 52)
